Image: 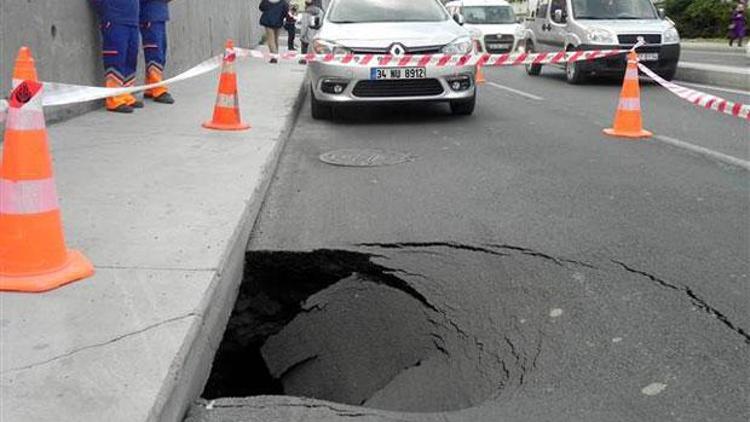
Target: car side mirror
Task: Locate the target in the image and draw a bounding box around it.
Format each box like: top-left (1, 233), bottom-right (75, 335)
top-left (453, 13), bottom-right (465, 25)
top-left (553, 9), bottom-right (566, 24)
top-left (658, 8), bottom-right (666, 19)
top-left (310, 16), bottom-right (322, 30)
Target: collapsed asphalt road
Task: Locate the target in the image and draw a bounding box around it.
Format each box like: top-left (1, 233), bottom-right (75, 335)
top-left (191, 243), bottom-right (748, 422)
top-left (187, 66), bottom-right (748, 421)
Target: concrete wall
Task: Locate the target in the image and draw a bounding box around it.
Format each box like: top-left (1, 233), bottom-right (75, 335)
top-left (1, 0), bottom-right (262, 123)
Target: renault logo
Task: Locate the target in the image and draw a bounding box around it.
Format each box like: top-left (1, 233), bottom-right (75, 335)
top-left (389, 43), bottom-right (406, 56)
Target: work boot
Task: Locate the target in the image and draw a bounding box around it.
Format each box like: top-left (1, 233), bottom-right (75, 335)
top-left (108, 104), bottom-right (134, 114)
top-left (131, 100), bottom-right (145, 109)
top-left (153, 92), bottom-right (175, 104)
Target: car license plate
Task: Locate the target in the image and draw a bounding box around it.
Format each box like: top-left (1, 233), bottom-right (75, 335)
top-left (370, 67), bottom-right (426, 80)
top-left (488, 43), bottom-right (510, 50)
top-left (637, 53), bottom-right (659, 62)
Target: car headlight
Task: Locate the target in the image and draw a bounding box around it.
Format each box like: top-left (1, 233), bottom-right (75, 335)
top-left (441, 37), bottom-right (474, 54)
top-left (313, 39), bottom-right (352, 55)
top-left (586, 28), bottom-right (617, 45)
top-left (663, 27), bottom-right (680, 44)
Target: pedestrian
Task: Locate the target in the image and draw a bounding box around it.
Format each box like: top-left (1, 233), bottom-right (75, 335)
top-left (285, 5), bottom-right (299, 52)
top-left (140, 0), bottom-right (175, 104)
top-left (299, 0), bottom-right (324, 64)
top-left (729, 3), bottom-right (746, 47)
top-left (90, 0), bottom-right (143, 113)
top-left (259, 0), bottom-right (290, 63)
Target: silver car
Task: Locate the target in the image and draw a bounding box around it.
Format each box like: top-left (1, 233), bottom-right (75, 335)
top-left (307, 0), bottom-right (478, 119)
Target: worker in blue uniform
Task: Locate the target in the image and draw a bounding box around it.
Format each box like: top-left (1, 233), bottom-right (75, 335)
top-left (90, 0), bottom-right (143, 113)
top-left (140, 0), bottom-right (175, 104)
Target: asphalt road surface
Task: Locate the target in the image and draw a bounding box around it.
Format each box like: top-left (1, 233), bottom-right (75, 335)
top-left (189, 66), bottom-right (749, 422)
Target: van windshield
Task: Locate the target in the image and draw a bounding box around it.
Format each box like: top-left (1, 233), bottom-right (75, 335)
top-left (572, 0), bottom-right (658, 20)
top-left (463, 6), bottom-right (516, 24)
top-left (328, 0), bottom-right (449, 23)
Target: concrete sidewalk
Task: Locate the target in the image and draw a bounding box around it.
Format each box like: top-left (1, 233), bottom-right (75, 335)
top-left (0, 58), bottom-right (306, 422)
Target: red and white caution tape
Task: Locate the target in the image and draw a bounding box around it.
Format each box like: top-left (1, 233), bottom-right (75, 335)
top-left (1, 47), bottom-right (626, 122)
top-left (236, 48), bottom-right (627, 67)
top-left (638, 63), bottom-right (750, 120)
top-left (1, 47), bottom-right (626, 121)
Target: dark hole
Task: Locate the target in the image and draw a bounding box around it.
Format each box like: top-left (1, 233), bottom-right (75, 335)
top-left (201, 249), bottom-right (515, 412)
top-left (50, 25), bottom-right (57, 38)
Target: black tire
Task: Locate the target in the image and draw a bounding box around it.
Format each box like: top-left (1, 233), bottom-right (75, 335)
top-left (658, 64), bottom-right (677, 81)
top-left (525, 42), bottom-right (542, 76)
top-left (450, 93), bottom-right (476, 116)
top-left (565, 59), bottom-right (587, 85)
top-left (310, 87), bottom-right (332, 120)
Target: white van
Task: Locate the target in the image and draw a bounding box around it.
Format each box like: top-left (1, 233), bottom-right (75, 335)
top-left (518, 0), bottom-right (680, 83)
top-left (445, 0), bottom-right (520, 54)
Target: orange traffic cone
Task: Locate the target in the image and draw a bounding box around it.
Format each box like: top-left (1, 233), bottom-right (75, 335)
top-left (11, 47), bottom-right (38, 89)
top-left (203, 39), bottom-right (250, 131)
top-left (0, 47), bottom-right (94, 292)
top-left (603, 51), bottom-right (652, 139)
top-left (476, 64), bottom-right (486, 85)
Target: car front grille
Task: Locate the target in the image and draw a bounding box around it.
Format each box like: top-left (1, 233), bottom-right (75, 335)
top-left (352, 79), bottom-right (444, 98)
top-left (483, 34), bottom-right (515, 53)
top-left (617, 34), bottom-right (662, 45)
top-left (350, 46), bottom-right (444, 55)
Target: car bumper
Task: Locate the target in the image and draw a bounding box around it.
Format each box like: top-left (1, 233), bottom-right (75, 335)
top-left (575, 43), bottom-right (680, 74)
top-left (308, 61), bottom-right (477, 104)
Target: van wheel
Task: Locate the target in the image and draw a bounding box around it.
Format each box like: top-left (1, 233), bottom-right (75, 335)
top-left (565, 59), bottom-right (587, 84)
top-left (310, 87), bottom-right (332, 120)
top-left (658, 64), bottom-right (677, 81)
top-left (525, 42), bottom-right (542, 76)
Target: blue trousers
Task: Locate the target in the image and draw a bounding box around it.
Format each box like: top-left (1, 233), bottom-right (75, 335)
top-left (140, 21), bottom-right (169, 96)
top-left (100, 22), bottom-right (139, 108)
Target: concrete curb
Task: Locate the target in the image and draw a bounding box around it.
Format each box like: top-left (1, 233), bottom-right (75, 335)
top-left (681, 41), bottom-right (746, 52)
top-left (675, 62), bottom-right (750, 90)
top-left (147, 78), bottom-right (309, 422)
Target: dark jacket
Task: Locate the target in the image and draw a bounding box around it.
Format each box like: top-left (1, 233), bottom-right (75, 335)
top-left (140, 0), bottom-right (170, 22)
top-left (90, 0), bottom-right (140, 26)
top-left (260, 0), bottom-right (289, 29)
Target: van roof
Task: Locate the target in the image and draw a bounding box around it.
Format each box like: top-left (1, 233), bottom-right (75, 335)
top-left (445, 0), bottom-right (512, 7)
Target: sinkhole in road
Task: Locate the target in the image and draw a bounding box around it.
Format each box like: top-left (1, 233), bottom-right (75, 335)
top-left (202, 249), bottom-right (529, 412)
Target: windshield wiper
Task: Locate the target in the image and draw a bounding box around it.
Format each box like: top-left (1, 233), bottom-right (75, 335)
top-left (330, 20), bottom-right (358, 24)
top-left (575, 16), bottom-right (608, 19)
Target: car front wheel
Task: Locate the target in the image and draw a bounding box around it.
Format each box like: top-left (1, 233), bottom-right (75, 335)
top-left (310, 87), bottom-right (333, 120)
top-left (450, 94), bottom-right (476, 116)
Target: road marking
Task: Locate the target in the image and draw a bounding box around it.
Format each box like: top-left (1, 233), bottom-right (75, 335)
top-left (487, 82), bottom-right (544, 101)
top-left (655, 135), bottom-right (750, 171)
top-left (676, 81), bottom-right (750, 97)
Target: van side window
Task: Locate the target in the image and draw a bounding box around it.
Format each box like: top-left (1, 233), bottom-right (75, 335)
top-left (550, 0), bottom-right (566, 18)
top-left (537, 0), bottom-right (549, 18)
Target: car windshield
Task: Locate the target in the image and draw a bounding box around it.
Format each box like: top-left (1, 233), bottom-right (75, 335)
top-left (463, 6), bottom-right (516, 24)
top-left (572, 0), bottom-right (657, 19)
top-left (328, 0), bottom-right (450, 23)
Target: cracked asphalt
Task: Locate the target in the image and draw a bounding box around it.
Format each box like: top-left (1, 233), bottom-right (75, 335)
top-left (187, 67), bottom-right (749, 421)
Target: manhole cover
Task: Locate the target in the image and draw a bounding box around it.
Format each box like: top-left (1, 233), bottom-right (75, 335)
top-left (319, 149), bottom-right (413, 167)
